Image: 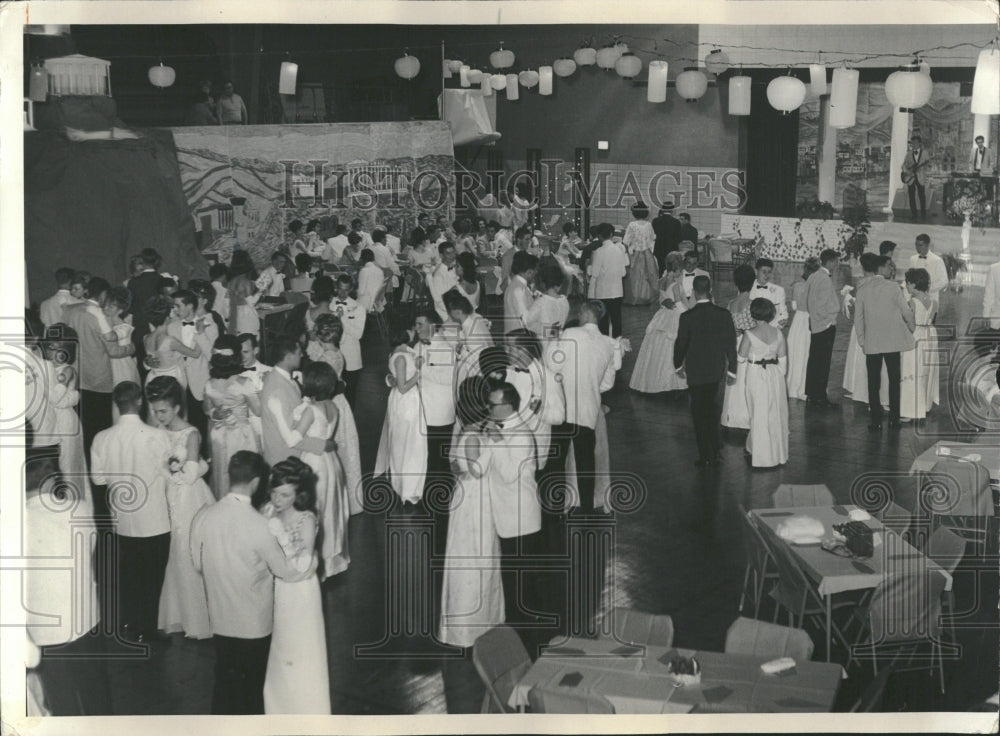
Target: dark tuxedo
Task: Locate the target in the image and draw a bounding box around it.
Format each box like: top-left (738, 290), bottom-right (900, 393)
top-left (127, 269), bottom-right (163, 376)
top-left (679, 223), bottom-right (699, 249)
top-left (673, 300), bottom-right (737, 463)
top-left (652, 212), bottom-right (681, 272)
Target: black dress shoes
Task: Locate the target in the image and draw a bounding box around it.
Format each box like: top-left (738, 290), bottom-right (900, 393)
top-left (807, 398), bottom-right (835, 408)
top-left (868, 422), bottom-right (882, 432)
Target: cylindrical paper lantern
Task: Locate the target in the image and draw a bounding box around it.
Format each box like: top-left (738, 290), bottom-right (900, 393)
top-left (460, 64), bottom-right (470, 87)
top-left (615, 53), bottom-right (642, 79)
top-left (972, 47), bottom-right (1000, 115)
top-left (675, 67), bottom-right (708, 101)
top-left (553, 58), bottom-right (577, 77)
top-left (829, 67), bottom-right (859, 128)
top-left (481, 76), bottom-right (492, 96)
top-left (490, 73), bottom-right (507, 90)
top-left (705, 49), bottom-right (730, 76)
top-left (279, 61), bottom-right (298, 94)
top-left (506, 73), bottom-right (519, 100)
top-left (728, 75), bottom-right (751, 115)
top-left (490, 45), bottom-right (515, 69)
top-left (766, 75), bottom-right (807, 114)
top-left (647, 60), bottom-right (668, 103)
top-left (596, 46), bottom-right (620, 70)
top-left (884, 66), bottom-right (932, 112)
top-left (442, 60), bottom-right (453, 79)
top-left (809, 64), bottom-right (827, 96)
top-left (539, 66), bottom-right (553, 95)
top-left (574, 47), bottom-right (597, 66)
top-left (148, 62), bottom-right (176, 88)
top-left (519, 69), bottom-right (539, 88)
top-left (467, 68), bottom-right (484, 84)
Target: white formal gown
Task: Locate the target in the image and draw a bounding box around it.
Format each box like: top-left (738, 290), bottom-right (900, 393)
top-left (744, 331), bottom-right (789, 468)
top-left (785, 282), bottom-right (810, 400)
top-left (899, 298), bottom-right (939, 420)
top-left (374, 347), bottom-right (428, 504)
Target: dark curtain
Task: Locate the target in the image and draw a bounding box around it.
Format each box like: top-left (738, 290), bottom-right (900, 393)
top-left (743, 79), bottom-right (800, 217)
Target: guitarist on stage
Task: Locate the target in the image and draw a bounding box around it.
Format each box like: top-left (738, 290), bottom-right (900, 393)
top-left (901, 135), bottom-right (931, 221)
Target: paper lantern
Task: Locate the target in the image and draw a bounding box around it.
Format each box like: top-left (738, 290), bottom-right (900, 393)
top-left (809, 64), bottom-right (827, 96)
top-left (829, 67), bottom-right (859, 128)
top-left (766, 75), bottom-right (807, 114)
top-left (553, 58), bottom-right (577, 77)
top-left (28, 64), bottom-right (49, 102)
top-left (615, 53), bottom-right (642, 79)
top-left (518, 69), bottom-right (539, 88)
top-left (489, 73), bottom-right (507, 90)
top-left (675, 67), bottom-right (708, 101)
top-left (467, 68), bottom-right (484, 84)
top-left (394, 53), bottom-right (420, 80)
top-left (614, 42), bottom-right (630, 56)
top-left (460, 64), bottom-right (470, 87)
top-left (647, 60), bottom-right (668, 103)
top-left (481, 76), bottom-right (492, 96)
top-left (972, 47), bottom-right (1000, 115)
top-left (705, 49), bottom-right (730, 76)
top-left (442, 59), bottom-right (453, 79)
top-left (574, 47), bottom-right (597, 66)
top-left (884, 65), bottom-right (932, 112)
top-left (539, 66), bottom-right (553, 95)
top-left (148, 62), bottom-right (176, 88)
top-left (279, 61), bottom-right (298, 94)
top-left (918, 60), bottom-right (931, 76)
top-left (448, 59), bottom-right (463, 74)
top-left (489, 45), bottom-right (515, 69)
top-left (506, 73), bottom-right (519, 100)
top-left (728, 75), bottom-right (751, 115)
top-left (596, 46), bottom-right (620, 70)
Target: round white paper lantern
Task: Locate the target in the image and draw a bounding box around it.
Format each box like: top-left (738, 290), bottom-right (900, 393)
top-left (148, 62), bottom-right (176, 88)
top-left (596, 46), bottom-right (620, 70)
top-left (394, 53), bottom-right (420, 80)
top-left (829, 67), bottom-right (859, 128)
top-left (553, 58), bottom-right (577, 77)
top-left (809, 64), bottom-right (827, 96)
top-left (705, 49), bottom-right (730, 76)
top-left (539, 66), bottom-right (553, 95)
top-left (506, 73), bottom-right (519, 100)
top-left (490, 45), bottom-right (515, 69)
top-left (518, 69), bottom-right (539, 88)
top-left (647, 60), bottom-right (668, 103)
top-left (574, 47), bottom-right (597, 67)
top-left (615, 53), bottom-right (642, 79)
top-left (884, 65), bottom-right (932, 112)
top-left (467, 68), bottom-right (484, 84)
top-left (767, 75), bottom-right (807, 114)
top-left (972, 47), bottom-right (1000, 115)
top-left (675, 67), bottom-right (708, 101)
top-left (728, 75), bottom-right (751, 115)
top-left (614, 42), bottom-right (630, 56)
top-left (448, 59), bottom-right (463, 74)
top-left (490, 73), bottom-right (507, 90)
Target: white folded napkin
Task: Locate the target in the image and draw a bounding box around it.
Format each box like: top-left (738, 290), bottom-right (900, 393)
top-left (776, 515), bottom-right (825, 542)
top-left (760, 657), bottom-right (796, 675)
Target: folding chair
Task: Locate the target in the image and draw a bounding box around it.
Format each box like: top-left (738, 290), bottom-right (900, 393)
top-left (601, 607), bottom-right (674, 648)
top-left (724, 616), bottom-right (815, 662)
top-left (471, 625), bottom-right (532, 713)
top-left (772, 484), bottom-right (834, 508)
top-left (528, 685), bottom-right (615, 714)
top-left (923, 459), bottom-right (994, 546)
top-left (738, 505), bottom-right (779, 618)
top-left (925, 526), bottom-right (966, 649)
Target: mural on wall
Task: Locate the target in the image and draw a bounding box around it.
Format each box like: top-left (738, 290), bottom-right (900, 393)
top-left (170, 122), bottom-right (454, 267)
top-left (797, 83), bottom-right (979, 214)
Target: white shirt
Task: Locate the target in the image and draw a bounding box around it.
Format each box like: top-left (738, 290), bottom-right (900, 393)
top-left (909, 251), bottom-right (948, 298)
top-left (749, 281), bottom-right (789, 326)
top-left (503, 274), bottom-right (534, 333)
top-left (40, 289), bottom-right (74, 327)
top-left (680, 268), bottom-right (709, 298)
top-left (985, 261), bottom-right (1000, 329)
top-left (371, 242), bottom-right (401, 276)
top-left (545, 323), bottom-right (619, 429)
top-left (24, 484), bottom-right (100, 646)
top-left (352, 230), bottom-right (374, 249)
top-left (331, 296), bottom-right (366, 371)
top-left (415, 337), bottom-right (456, 426)
top-left (357, 262), bottom-right (384, 312)
top-left (324, 234), bottom-right (349, 263)
top-left (428, 261), bottom-right (460, 321)
top-left (212, 281), bottom-right (230, 325)
top-left (259, 266), bottom-right (285, 297)
top-left (523, 293), bottom-right (570, 340)
top-left (90, 414), bottom-right (171, 537)
top-left (385, 232), bottom-right (401, 255)
top-left (588, 240), bottom-right (629, 299)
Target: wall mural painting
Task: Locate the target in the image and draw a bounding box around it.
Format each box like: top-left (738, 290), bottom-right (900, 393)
top-left (171, 122), bottom-right (455, 267)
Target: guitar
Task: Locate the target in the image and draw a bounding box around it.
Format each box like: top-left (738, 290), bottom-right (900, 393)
top-left (901, 156), bottom-right (931, 186)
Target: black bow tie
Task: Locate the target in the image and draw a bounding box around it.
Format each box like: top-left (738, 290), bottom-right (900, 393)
top-left (754, 283), bottom-right (768, 290)
top-left (512, 366), bottom-right (528, 373)
top-left (335, 300), bottom-right (347, 305)
top-left (244, 366), bottom-right (257, 371)
top-left (182, 321), bottom-right (195, 326)
top-left (918, 256), bottom-right (927, 260)
top-left (684, 272), bottom-right (695, 277)
top-left (420, 339), bottom-right (431, 346)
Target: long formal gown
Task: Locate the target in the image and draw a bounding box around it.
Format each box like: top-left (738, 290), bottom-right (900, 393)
top-left (204, 376), bottom-right (260, 499)
top-left (722, 306), bottom-right (754, 429)
top-left (629, 278), bottom-right (687, 393)
top-left (900, 297), bottom-right (939, 420)
top-left (110, 321), bottom-right (141, 386)
top-left (158, 426), bottom-right (213, 639)
top-left (744, 331), bottom-right (789, 468)
top-left (262, 508), bottom-right (331, 715)
top-left (622, 219), bottom-right (659, 305)
top-left (785, 280), bottom-right (811, 400)
top-left (374, 347), bottom-right (428, 504)
top-left (332, 394), bottom-right (364, 515)
top-left (292, 398), bottom-right (350, 578)
top-left (145, 332), bottom-right (189, 390)
top-left (31, 360), bottom-right (87, 494)
top-left (438, 432), bottom-right (505, 648)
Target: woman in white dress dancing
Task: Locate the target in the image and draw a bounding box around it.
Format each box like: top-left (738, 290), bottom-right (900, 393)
top-left (722, 265), bottom-right (757, 429)
top-left (261, 457), bottom-right (330, 715)
top-left (630, 251), bottom-right (688, 394)
top-left (740, 299), bottom-right (789, 468)
top-left (785, 258), bottom-right (819, 400)
top-left (900, 267), bottom-right (939, 421)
